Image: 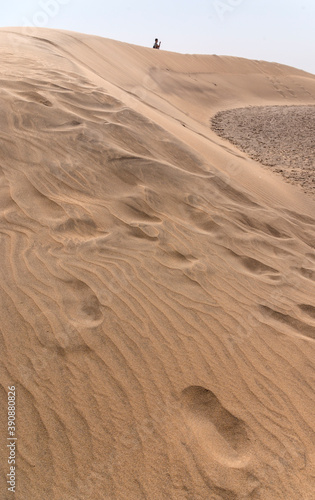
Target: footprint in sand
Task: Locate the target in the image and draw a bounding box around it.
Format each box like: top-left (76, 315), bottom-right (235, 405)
top-left (298, 304), bottom-right (315, 320)
top-left (181, 386), bottom-right (251, 468)
top-left (259, 305), bottom-right (315, 341)
top-left (17, 90), bottom-right (53, 107)
top-left (227, 249), bottom-right (280, 280)
top-left (61, 279), bottom-right (104, 328)
top-left (296, 267), bottom-right (315, 282)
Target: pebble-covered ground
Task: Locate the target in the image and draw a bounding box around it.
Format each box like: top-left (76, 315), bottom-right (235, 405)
top-left (211, 105), bottom-right (315, 196)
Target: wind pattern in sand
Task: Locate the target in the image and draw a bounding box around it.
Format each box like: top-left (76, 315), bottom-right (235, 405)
top-left (0, 29), bottom-right (315, 500)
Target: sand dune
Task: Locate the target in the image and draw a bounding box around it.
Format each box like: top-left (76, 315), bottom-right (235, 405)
top-left (0, 28), bottom-right (315, 500)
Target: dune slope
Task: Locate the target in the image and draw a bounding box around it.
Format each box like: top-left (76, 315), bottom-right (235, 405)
top-left (0, 28), bottom-right (315, 500)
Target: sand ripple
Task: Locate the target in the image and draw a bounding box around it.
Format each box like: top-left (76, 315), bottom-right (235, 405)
top-left (0, 28), bottom-right (315, 500)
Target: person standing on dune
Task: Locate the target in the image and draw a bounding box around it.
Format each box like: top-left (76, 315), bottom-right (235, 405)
top-left (153, 38), bottom-right (161, 49)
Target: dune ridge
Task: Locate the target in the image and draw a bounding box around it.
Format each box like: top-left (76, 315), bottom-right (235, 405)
top-left (0, 28), bottom-right (315, 499)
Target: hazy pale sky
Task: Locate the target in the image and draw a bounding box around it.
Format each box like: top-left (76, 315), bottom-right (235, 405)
top-left (3, 0), bottom-right (315, 74)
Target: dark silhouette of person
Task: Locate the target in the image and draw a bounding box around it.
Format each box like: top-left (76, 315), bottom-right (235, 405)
top-left (153, 38), bottom-right (161, 49)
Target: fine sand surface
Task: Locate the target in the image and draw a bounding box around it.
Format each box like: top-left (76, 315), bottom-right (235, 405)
top-left (0, 28), bottom-right (315, 500)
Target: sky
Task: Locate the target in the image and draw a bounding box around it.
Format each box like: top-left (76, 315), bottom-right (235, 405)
top-left (3, 0), bottom-right (315, 75)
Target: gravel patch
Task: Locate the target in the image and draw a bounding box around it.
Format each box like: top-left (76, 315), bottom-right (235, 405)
top-left (211, 105), bottom-right (315, 196)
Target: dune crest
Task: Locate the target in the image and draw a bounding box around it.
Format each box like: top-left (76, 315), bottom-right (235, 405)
top-left (0, 28), bottom-right (315, 500)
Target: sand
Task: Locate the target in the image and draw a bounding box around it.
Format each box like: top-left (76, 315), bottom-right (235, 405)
top-left (0, 28), bottom-right (315, 500)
